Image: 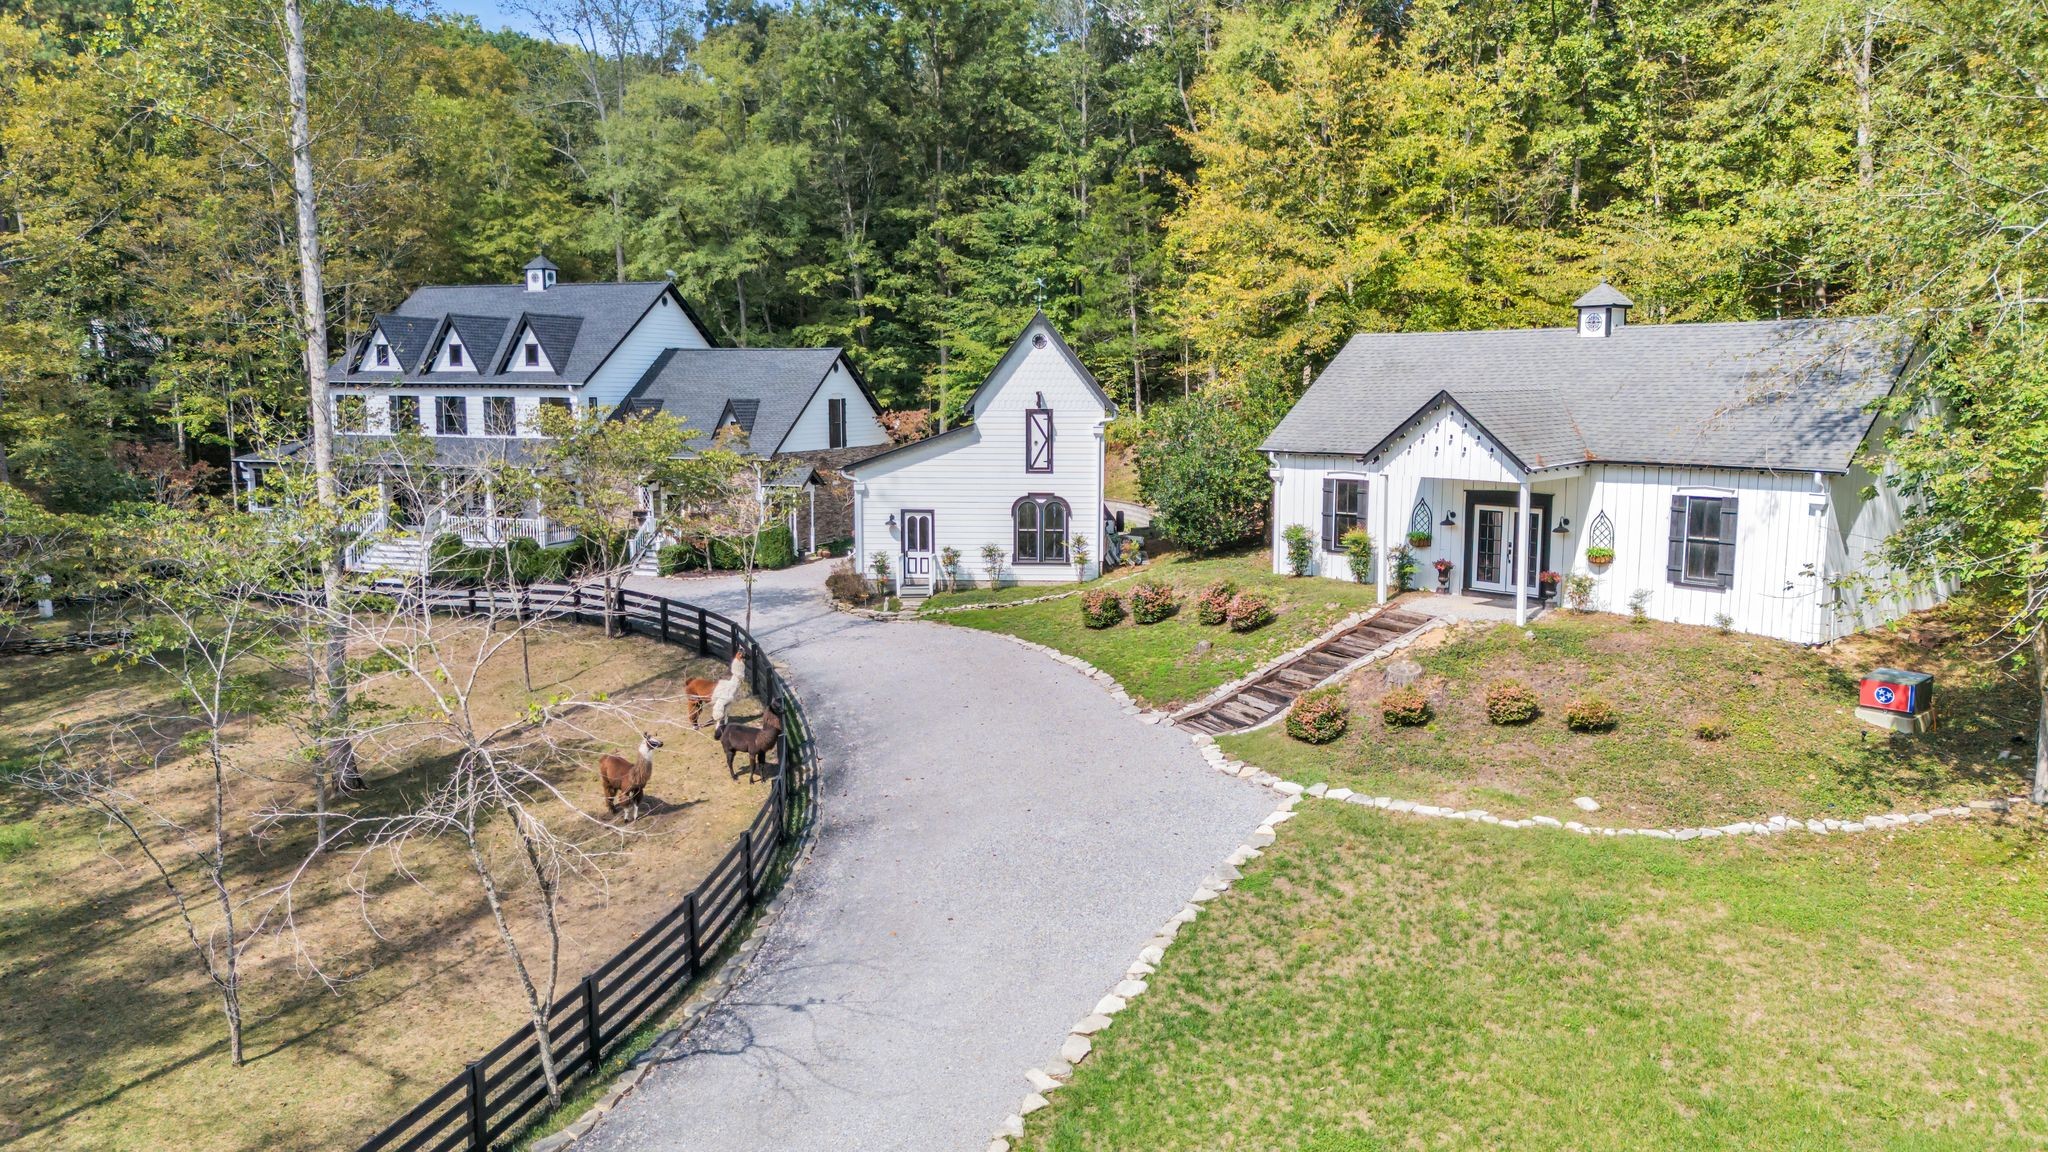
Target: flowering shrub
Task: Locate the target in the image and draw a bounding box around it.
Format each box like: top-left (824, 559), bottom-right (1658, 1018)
top-left (1484, 680), bottom-right (1540, 725)
top-left (1564, 697), bottom-right (1618, 732)
top-left (1081, 588), bottom-right (1126, 629)
top-left (1195, 580), bottom-right (1237, 625)
top-left (1225, 591), bottom-right (1275, 632)
top-left (1286, 688), bottom-right (1349, 744)
top-left (1130, 579), bottom-right (1181, 624)
top-left (1380, 687), bottom-right (1433, 727)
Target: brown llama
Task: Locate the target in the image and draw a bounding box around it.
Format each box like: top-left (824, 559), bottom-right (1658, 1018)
top-left (684, 651), bottom-right (747, 729)
top-left (715, 704), bottom-right (783, 783)
top-left (596, 734), bottom-right (663, 821)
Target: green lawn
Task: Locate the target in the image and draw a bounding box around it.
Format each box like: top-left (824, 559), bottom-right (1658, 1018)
top-left (1218, 607), bottom-right (2030, 827)
top-left (1021, 800), bottom-right (2048, 1152)
top-left (938, 550), bottom-right (1384, 708)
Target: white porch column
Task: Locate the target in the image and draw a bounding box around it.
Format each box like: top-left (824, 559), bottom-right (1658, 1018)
top-left (1514, 481), bottom-right (1531, 626)
top-left (1373, 477), bottom-right (1389, 605)
top-left (808, 485), bottom-right (816, 555)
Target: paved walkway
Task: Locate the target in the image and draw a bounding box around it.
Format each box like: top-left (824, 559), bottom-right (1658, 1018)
top-left (584, 562), bottom-right (1270, 1152)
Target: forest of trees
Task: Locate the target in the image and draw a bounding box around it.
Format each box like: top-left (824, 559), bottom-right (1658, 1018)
top-left (0, 0), bottom-right (2042, 586)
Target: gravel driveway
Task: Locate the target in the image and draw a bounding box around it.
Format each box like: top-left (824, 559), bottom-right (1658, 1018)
top-left (582, 562), bottom-right (1271, 1151)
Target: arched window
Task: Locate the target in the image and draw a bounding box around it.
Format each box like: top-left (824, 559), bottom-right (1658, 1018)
top-left (1014, 494), bottom-right (1070, 564)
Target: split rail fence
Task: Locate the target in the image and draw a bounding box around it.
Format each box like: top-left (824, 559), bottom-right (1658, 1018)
top-left (355, 582), bottom-right (819, 1152)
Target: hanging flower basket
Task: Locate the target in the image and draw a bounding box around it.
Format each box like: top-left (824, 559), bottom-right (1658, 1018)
top-left (1586, 546), bottom-right (1614, 566)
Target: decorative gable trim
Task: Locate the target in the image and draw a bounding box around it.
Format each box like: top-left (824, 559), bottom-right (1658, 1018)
top-left (1361, 390), bottom-right (1531, 476)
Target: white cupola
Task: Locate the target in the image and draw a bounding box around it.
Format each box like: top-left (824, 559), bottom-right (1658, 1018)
top-left (1574, 281), bottom-right (1633, 337)
top-left (523, 254), bottom-right (559, 293)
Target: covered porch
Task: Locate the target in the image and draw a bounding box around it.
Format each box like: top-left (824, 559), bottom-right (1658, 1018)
top-left (1365, 467), bottom-right (1588, 627)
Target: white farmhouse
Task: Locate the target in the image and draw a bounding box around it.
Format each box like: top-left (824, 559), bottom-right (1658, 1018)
top-left (848, 315), bottom-right (1117, 597)
top-left (238, 256), bottom-right (888, 570)
top-left (1262, 284), bottom-right (1941, 643)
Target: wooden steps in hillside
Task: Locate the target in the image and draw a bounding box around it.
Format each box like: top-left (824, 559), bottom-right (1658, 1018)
top-left (1175, 606), bottom-right (1434, 736)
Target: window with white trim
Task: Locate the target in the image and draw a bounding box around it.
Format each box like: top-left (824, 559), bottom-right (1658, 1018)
top-left (437, 396), bottom-right (468, 436)
top-left (484, 396), bottom-right (516, 437)
top-left (1667, 494), bottom-right (1738, 589)
top-left (372, 340), bottom-right (391, 368)
top-left (334, 395), bottom-right (367, 434)
top-left (446, 341), bottom-right (465, 368)
top-left (524, 341), bottom-right (541, 367)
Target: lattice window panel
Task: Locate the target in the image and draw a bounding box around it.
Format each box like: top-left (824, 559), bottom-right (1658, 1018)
top-left (1408, 498), bottom-right (1434, 538)
top-left (1587, 510), bottom-right (1615, 552)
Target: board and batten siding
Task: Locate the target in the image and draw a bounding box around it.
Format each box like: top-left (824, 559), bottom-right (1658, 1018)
top-left (1270, 404), bottom-right (1936, 642)
top-left (779, 361), bottom-right (889, 453)
top-left (855, 332), bottom-right (1107, 586)
top-left (578, 294), bottom-right (710, 411)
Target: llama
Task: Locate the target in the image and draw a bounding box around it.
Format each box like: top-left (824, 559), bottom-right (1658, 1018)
top-left (685, 651), bottom-right (747, 729)
top-left (715, 703), bottom-right (783, 783)
top-left (596, 734), bottom-right (662, 822)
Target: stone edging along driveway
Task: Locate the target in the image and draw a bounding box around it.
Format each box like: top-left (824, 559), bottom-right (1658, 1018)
top-left (974, 628), bottom-right (2040, 1152)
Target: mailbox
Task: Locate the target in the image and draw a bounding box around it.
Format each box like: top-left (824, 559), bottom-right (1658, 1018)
top-left (1859, 668), bottom-right (1932, 716)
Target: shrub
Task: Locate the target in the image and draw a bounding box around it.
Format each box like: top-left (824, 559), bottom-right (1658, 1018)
top-left (1340, 528), bottom-right (1374, 584)
top-left (1285, 688), bottom-right (1349, 744)
top-left (1485, 680), bottom-right (1540, 724)
top-left (658, 524), bottom-right (798, 574)
top-left (870, 550), bottom-right (892, 586)
top-left (1136, 392), bottom-right (1272, 554)
top-left (1693, 719), bottom-right (1730, 741)
top-left (1226, 591), bottom-right (1275, 632)
top-left (1714, 612), bottom-right (1735, 634)
top-left (1119, 537), bottom-right (1145, 567)
top-left (939, 546), bottom-right (962, 591)
top-left (1627, 588), bottom-right (1652, 624)
top-left (1563, 572), bottom-right (1597, 612)
top-left (1195, 579), bottom-right (1236, 625)
top-left (1389, 544), bottom-right (1417, 591)
top-left (1282, 523), bottom-right (1314, 577)
top-left (1130, 579), bottom-right (1181, 624)
top-left (1380, 687), bottom-right (1432, 727)
top-left (980, 543), bottom-right (1006, 586)
top-left (825, 558), bottom-right (872, 603)
top-left (1081, 588), bottom-right (1126, 629)
top-left (1564, 697), bottom-right (1618, 732)
top-left (1070, 534), bottom-right (1090, 572)
top-left (1585, 546), bottom-right (1614, 565)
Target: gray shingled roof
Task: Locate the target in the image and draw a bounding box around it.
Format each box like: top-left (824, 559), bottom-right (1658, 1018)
top-left (617, 348), bottom-right (852, 454)
top-left (338, 281), bottom-right (683, 385)
top-left (1262, 317), bottom-right (1908, 474)
top-left (1574, 282), bottom-right (1634, 308)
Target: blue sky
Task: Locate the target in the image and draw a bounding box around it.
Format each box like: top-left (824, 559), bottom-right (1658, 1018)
top-left (432, 0), bottom-right (551, 38)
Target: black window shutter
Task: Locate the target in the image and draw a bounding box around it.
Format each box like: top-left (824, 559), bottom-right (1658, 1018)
top-left (1667, 494), bottom-right (1686, 586)
top-left (1716, 496), bottom-right (1739, 589)
top-left (1321, 478), bottom-right (1338, 552)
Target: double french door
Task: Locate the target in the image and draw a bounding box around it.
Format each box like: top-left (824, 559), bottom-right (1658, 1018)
top-left (1469, 505), bottom-right (1543, 594)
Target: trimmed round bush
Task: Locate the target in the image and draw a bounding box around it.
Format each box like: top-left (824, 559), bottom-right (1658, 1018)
top-left (1195, 579), bottom-right (1237, 626)
top-left (1484, 680), bottom-right (1540, 725)
top-left (1081, 588), bottom-right (1126, 629)
top-left (1130, 579), bottom-right (1181, 624)
top-left (1225, 591), bottom-right (1275, 633)
top-left (1564, 697), bottom-right (1618, 732)
top-left (1380, 686), bottom-right (1433, 727)
top-left (1286, 688), bottom-right (1349, 744)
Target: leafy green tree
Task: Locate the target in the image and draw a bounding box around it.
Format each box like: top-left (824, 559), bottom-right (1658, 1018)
top-left (1136, 393), bottom-right (1271, 554)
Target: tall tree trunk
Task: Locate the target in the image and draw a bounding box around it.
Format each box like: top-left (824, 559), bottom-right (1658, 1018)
top-left (1852, 12), bottom-right (1875, 191)
top-left (466, 829), bottom-right (562, 1102)
top-left (282, 0), bottom-right (357, 789)
top-left (2035, 467), bottom-right (2048, 806)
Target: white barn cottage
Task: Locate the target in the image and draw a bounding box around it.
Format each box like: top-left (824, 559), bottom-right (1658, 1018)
top-left (1262, 284), bottom-right (1941, 643)
top-left (848, 315), bottom-right (1117, 597)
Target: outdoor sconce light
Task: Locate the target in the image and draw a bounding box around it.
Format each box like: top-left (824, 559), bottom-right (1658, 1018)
top-left (1553, 518), bottom-right (1571, 535)
top-left (885, 513), bottom-right (897, 530)
top-left (1440, 511), bottom-right (1457, 529)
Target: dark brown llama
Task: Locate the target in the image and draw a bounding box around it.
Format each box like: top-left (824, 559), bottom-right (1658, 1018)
top-left (596, 734), bottom-right (662, 821)
top-left (715, 705), bottom-right (783, 782)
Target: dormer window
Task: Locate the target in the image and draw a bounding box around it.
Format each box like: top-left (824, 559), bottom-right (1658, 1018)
top-left (446, 341), bottom-right (464, 367)
top-left (524, 341), bottom-right (540, 367)
top-left (373, 341), bottom-right (391, 368)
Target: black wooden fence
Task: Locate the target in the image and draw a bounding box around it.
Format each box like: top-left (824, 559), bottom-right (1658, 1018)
top-left (354, 582), bottom-right (819, 1152)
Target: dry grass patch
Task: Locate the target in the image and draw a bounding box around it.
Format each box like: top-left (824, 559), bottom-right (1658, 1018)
top-left (1223, 604), bottom-right (2031, 826)
top-left (0, 621), bottom-right (766, 1152)
top-left (1020, 801), bottom-right (2048, 1152)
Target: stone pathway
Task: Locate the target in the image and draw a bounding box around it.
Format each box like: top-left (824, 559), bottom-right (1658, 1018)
top-left (573, 562), bottom-right (1273, 1152)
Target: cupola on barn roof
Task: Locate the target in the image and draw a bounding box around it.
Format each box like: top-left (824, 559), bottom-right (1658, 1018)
top-left (1573, 281), bottom-right (1634, 309)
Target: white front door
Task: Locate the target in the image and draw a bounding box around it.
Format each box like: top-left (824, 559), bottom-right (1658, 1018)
top-left (1469, 505), bottom-right (1543, 594)
top-left (900, 510), bottom-right (935, 588)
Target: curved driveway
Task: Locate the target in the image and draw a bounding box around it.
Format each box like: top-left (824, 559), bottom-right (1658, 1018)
top-left (586, 562), bottom-right (1270, 1151)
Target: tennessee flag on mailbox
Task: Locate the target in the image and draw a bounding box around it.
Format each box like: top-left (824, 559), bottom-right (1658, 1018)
top-left (1858, 668), bottom-right (1931, 715)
